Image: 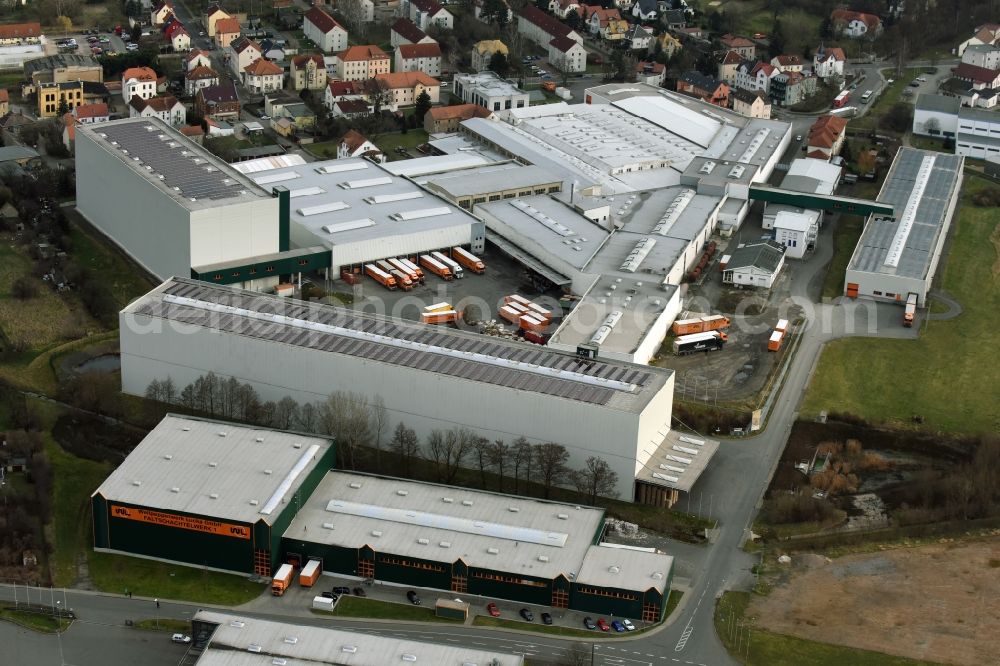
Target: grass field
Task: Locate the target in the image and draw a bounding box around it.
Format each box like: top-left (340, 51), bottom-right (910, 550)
top-left (850, 69), bottom-right (923, 131)
top-left (663, 589), bottom-right (684, 621)
top-left (0, 607), bottom-right (73, 634)
top-left (715, 592), bottom-right (942, 666)
top-left (803, 175), bottom-right (1000, 433)
top-left (133, 618), bottom-right (190, 633)
top-left (330, 596), bottom-right (459, 623)
top-left (374, 130), bottom-right (431, 160)
top-left (820, 215), bottom-right (864, 300)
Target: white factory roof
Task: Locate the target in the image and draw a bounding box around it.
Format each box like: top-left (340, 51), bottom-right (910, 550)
top-left (380, 152), bottom-right (493, 178)
top-left (783, 157), bottom-right (842, 195)
top-left (575, 544), bottom-right (672, 593)
top-left (92, 415), bottom-right (333, 525)
top-left (454, 70), bottom-right (526, 97)
top-left (636, 430), bottom-right (720, 493)
top-left (848, 148), bottom-right (963, 280)
top-left (231, 153), bottom-right (307, 174)
top-left (617, 187), bottom-right (721, 241)
top-left (423, 164), bottom-right (560, 198)
top-left (773, 210), bottom-right (815, 233)
top-left (78, 118), bottom-right (270, 211)
top-left (126, 278), bottom-right (671, 411)
top-left (193, 610), bottom-right (524, 666)
top-left (426, 132), bottom-right (508, 162)
top-left (612, 95), bottom-right (721, 148)
top-left (287, 472), bottom-right (606, 581)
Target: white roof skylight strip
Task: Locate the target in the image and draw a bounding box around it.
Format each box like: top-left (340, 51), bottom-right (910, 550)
top-left (324, 499), bottom-right (569, 547)
top-left (160, 295), bottom-right (639, 393)
top-left (299, 201), bottom-right (350, 216)
top-left (253, 171), bottom-right (302, 185)
top-left (290, 186), bottom-right (326, 198)
top-left (340, 176), bottom-right (393, 189)
top-left (316, 162), bottom-right (369, 174)
top-left (884, 155), bottom-right (934, 268)
top-left (259, 444), bottom-right (321, 516)
top-left (366, 192), bottom-right (424, 204)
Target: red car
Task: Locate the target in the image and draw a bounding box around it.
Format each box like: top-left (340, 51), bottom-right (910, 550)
top-left (597, 618), bottom-right (610, 632)
top-left (487, 603), bottom-right (500, 618)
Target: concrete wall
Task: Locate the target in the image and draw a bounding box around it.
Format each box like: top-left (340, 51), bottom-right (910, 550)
top-left (189, 199), bottom-right (280, 270)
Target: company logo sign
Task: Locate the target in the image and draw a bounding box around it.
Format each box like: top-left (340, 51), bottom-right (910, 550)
top-left (111, 504), bottom-right (250, 540)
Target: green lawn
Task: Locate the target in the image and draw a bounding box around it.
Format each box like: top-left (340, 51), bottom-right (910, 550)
top-left (373, 130), bottom-right (430, 160)
top-left (133, 618), bottom-right (190, 633)
top-left (820, 215), bottom-right (864, 300)
top-left (663, 589), bottom-right (684, 621)
top-left (0, 607), bottom-right (73, 634)
top-left (329, 596), bottom-right (460, 623)
top-left (67, 214), bottom-right (156, 311)
top-left (715, 592), bottom-right (942, 666)
top-left (850, 68), bottom-right (922, 131)
top-left (306, 140), bottom-right (341, 159)
top-left (910, 135), bottom-right (947, 152)
top-left (803, 175), bottom-right (1000, 433)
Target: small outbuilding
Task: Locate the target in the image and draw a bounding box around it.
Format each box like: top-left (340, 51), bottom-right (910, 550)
top-left (722, 241), bottom-right (785, 288)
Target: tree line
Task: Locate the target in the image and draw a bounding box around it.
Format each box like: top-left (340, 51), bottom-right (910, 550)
top-left (146, 373), bottom-right (620, 503)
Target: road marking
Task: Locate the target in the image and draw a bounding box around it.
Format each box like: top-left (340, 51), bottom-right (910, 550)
top-left (674, 586), bottom-right (709, 652)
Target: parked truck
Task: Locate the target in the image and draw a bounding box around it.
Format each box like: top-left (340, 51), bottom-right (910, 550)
top-left (419, 254), bottom-right (453, 280)
top-left (903, 293), bottom-right (917, 327)
top-left (672, 331), bottom-right (727, 355)
top-left (767, 330), bottom-right (784, 351)
top-left (364, 263), bottom-right (398, 290)
top-left (399, 258), bottom-right (425, 283)
top-left (452, 247), bottom-right (486, 274)
top-left (672, 315), bottom-right (731, 336)
top-left (299, 559), bottom-right (322, 588)
top-left (432, 251), bottom-right (464, 279)
top-left (389, 258), bottom-right (421, 284)
top-left (272, 563), bottom-right (294, 596)
top-left (390, 269), bottom-right (414, 291)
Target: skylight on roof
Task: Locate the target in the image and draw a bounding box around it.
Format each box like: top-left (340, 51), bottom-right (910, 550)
top-left (298, 201), bottom-right (350, 216)
top-left (253, 171), bottom-right (301, 185)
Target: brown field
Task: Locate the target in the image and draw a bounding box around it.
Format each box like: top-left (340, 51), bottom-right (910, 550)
top-left (750, 536), bottom-right (1000, 665)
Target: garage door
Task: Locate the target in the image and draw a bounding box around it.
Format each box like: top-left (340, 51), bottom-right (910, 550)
top-left (846, 282), bottom-right (859, 298)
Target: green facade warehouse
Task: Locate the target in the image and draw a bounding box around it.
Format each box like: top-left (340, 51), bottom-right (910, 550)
top-left (92, 415), bottom-right (673, 620)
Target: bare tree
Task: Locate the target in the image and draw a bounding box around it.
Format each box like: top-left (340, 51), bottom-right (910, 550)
top-left (487, 439), bottom-right (510, 493)
top-left (512, 436), bottom-right (532, 495)
top-left (319, 392), bottom-right (373, 470)
top-left (428, 427), bottom-right (474, 484)
top-left (161, 376), bottom-right (177, 405)
top-left (473, 436), bottom-right (492, 489)
top-left (571, 456), bottom-right (619, 504)
top-left (338, 0), bottom-right (370, 37)
top-left (370, 394), bottom-right (388, 472)
top-left (389, 422), bottom-right (421, 477)
top-left (273, 396), bottom-right (300, 430)
top-left (297, 401), bottom-right (318, 433)
top-left (534, 442), bottom-right (569, 499)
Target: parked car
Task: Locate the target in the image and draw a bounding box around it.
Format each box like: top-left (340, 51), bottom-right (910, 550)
top-left (611, 620), bottom-right (626, 632)
top-left (352, 587), bottom-right (366, 597)
top-left (406, 590), bottom-right (421, 605)
top-left (541, 612), bottom-right (553, 625)
top-left (171, 634), bottom-right (191, 644)
top-left (916, 76), bottom-right (927, 82)
top-left (622, 619), bottom-right (635, 631)
top-left (519, 608), bottom-right (534, 622)
top-left (332, 586), bottom-right (350, 595)
top-left (487, 603), bottom-right (501, 617)
top-left (597, 618), bottom-right (610, 631)
top-left (795, 134), bottom-right (802, 142)
top-left (320, 591), bottom-right (335, 599)
top-left (583, 617), bottom-right (596, 630)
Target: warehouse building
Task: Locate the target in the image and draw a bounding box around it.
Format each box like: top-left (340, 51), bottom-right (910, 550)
top-left (120, 278), bottom-right (717, 503)
top-left (191, 610), bottom-right (524, 665)
top-left (75, 118), bottom-right (282, 284)
top-left (283, 471), bottom-right (675, 620)
top-left (845, 148), bottom-right (964, 307)
top-left (421, 163), bottom-right (563, 209)
top-left (91, 415), bottom-right (335, 576)
top-left (762, 157), bottom-right (842, 230)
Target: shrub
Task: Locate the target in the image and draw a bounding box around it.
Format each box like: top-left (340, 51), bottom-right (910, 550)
top-left (11, 277), bottom-right (38, 300)
top-left (971, 186), bottom-right (1000, 207)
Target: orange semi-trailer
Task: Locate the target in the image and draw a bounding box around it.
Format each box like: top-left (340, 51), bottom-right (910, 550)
top-left (364, 264), bottom-right (398, 290)
top-left (272, 563), bottom-right (294, 596)
top-left (452, 247), bottom-right (486, 274)
top-left (299, 559), bottom-right (322, 588)
top-left (399, 258), bottom-right (425, 283)
top-left (419, 254), bottom-right (453, 280)
top-left (672, 315), bottom-right (731, 336)
top-left (388, 258), bottom-right (421, 284)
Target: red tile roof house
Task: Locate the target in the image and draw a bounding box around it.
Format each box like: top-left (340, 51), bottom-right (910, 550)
top-left (807, 114), bottom-right (848, 159)
top-left (718, 33), bottom-right (755, 59)
top-left (196, 81), bottom-right (241, 119)
top-left (676, 70), bottom-right (730, 107)
top-left (390, 17), bottom-right (434, 48)
top-left (423, 103), bottom-right (492, 133)
top-left (830, 9), bottom-right (882, 38)
top-left (951, 62), bottom-right (1000, 90)
top-left (395, 42), bottom-right (443, 77)
top-left (214, 17), bottom-right (241, 49)
top-left (243, 58), bottom-right (284, 94)
top-left (303, 6), bottom-right (348, 53)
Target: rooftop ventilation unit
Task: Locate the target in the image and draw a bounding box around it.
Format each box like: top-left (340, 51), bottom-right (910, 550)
top-left (209, 493), bottom-right (219, 499)
top-left (253, 171), bottom-right (303, 185)
top-left (728, 165), bottom-right (746, 179)
top-left (461, 500), bottom-right (473, 506)
top-left (440, 541), bottom-right (451, 548)
top-left (338, 176), bottom-right (392, 190)
top-left (418, 538), bottom-right (429, 545)
top-left (349, 482), bottom-right (362, 489)
top-left (508, 507), bottom-right (520, 513)
top-left (323, 522), bottom-right (334, 529)
top-left (273, 660), bottom-right (287, 666)
top-left (322, 218), bottom-right (376, 234)
top-left (170, 487), bottom-right (180, 493)
top-left (163, 454), bottom-right (172, 460)
top-left (608, 565), bottom-right (620, 573)
top-left (487, 547), bottom-right (499, 554)
top-left (538, 555), bottom-right (549, 562)
top-left (557, 513), bottom-right (569, 520)
top-left (442, 497), bottom-right (454, 503)
top-left (619, 237), bottom-right (656, 272)
top-left (290, 186), bottom-right (325, 198)
top-left (229, 621), bottom-right (245, 628)
top-left (283, 637), bottom-right (298, 644)
top-left (342, 646), bottom-right (358, 653)
top-left (250, 499), bottom-right (260, 506)
top-left (389, 207), bottom-right (451, 221)
top-left (397, 490), bottom-right (408, 496)
top-left (402, 655), bottom-right (417, 663)
top-left (698, 161), bottom-right (716, 175)
top-left (247, 645), bottom-right (262, 654)
top-left (315, 162), bottom-right (369, 174)
top-left (589, 311), bottom-right (624, 346)
top-left (132, 480), bottom-right (141, 487)
top-left (299, 201), bottom-right (350, 217)
top-left (365, 191), bottom-right (424, 204)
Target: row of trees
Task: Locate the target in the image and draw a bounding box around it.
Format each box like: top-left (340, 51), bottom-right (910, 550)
top-left (146, 374), bottom-right (620, 503)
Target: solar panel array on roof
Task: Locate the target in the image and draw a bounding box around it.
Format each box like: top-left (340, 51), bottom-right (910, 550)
top-left (136, 279), bottom-right (653, 406)
top-left (97, 120), bottom-right (256, 202)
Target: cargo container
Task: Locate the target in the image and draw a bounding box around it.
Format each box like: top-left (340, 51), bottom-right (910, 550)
top-left (419, 254), bottom-right (453, 280)
top-left (507, 301), bottom-right (530, 314)
top-left (505, 294), bottom-right (531, 307)
top-left (435, 598), bottom-right (470, 621)
top-left (390, 269), bottom-right (414, 290)
top-left (398, 258), bottom-right (425, 283)
top-left (452, 247), bottom-right (486, 274)
top-left (519, 314), bottom-right (547, 332)
top-left (388, 258), bottom-right (420, 284)
top-left (719, 254), bottom-right (730, 271)
top-left (767, 330), bottom-right (784, 351)
top-left (364, 263), bottom-right (398, 290)
top-left (299, 559), bottom-right (322, 588)
top-left (312, 596), bottom-right (334, 611)
top-left (523, 330), bottom-right (550, 345)
top-left (903, 293), bottom-right (917, 327)
top-left (672, 331), bottom-right (727, 355)
top-left (525, 301), bottom-right (552, 321)
top-left (672, 315), bottom-right (730, 336)
top-left (340, 269), bottom-right (360, 285)
top-left (421, 309), bottom-right (460, 324)
top-left (272, 563), bottom-right (294, 596)
top-left (432, 251), bottom-right (464, 279)
top-left (499, 305), bottom-right (522, 324)
top-left (775, 319), bottom-right (788, 333)
top-left (700, 314), bottom-right (730, 331)
top-left (424, 302), bottom-right (453, 313)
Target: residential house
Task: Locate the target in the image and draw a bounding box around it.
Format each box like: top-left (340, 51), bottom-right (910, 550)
top-left (122, 66), bottom-right (158, 102)
top-left (770, 70), bottom-right (817, 106)
top-left (735, 61), bottom-right (779, 94)
top-left (179, 125), bottom-right (205, 143)
top-left (716, 50), bottom-right (742, 83)
top-left (474, 0), bottom-right (513, 24)
top-left (259, 39), bottom-right (286, 62)
top-left (264, 90), bottom-right (303, 117)
top-left (957, 23), bottom-right (1000, 57)
top-left (627, 24), bottom-right (653, 52)
top-left (243, 58), bottom-right (284, 94)
top-left (454, 70), bottom-right (529, 111)
top-left (0, 89), bottom-right (8, 116)
top-left (472, 40), bottom-right (507, 72)
top-left (718, 34), bottom-right (755, 59)
top-left (772, 211), bottom-right (816, 259)
top-left (331, 98), bottom-right (371, 118)
top-left (813, 46), bottom-right (846, 79)
top-left (662, 8), bottom-right (686, 29)
top-left (303, 7), bottom-right (348, 53)
top-left (423, 103), bottom-right (491, 133)
top-left (374, 71), bottom-right (440, 109)
top-left (961, 44), bottom-right (1000, 70)
top-left (164, 20), bottom-right (190, 52)
top-left (229, 37), bottom-right (263, 78)
top-left (333, 45), bottom-right (390, 81)
top-left (72, 101), bottom-right (109, 123)
top-left (337, 129), bottom-right (382, 160)
top-left (806, 114), bottom-right (848, 159)
top-left (518, 6), bottom-right (583, 48)
top-left (186, 49), bottom-right (212, 71)
top-left (22, 55), bottom-right (103, 95)
top-left (676, 70), bottom-right (729, 107)
top-left (405, 0), bottom-right (454, 30)
top-left (551, 0), bottom-right (580, 19)
top-left (151, 1), bottom-right (174, 25)
top-left (635, 60), bottom-right (665, 86)
top-left (324, 79), bottom-right (367, 110)
top-left (37, 81), bottom-right (109, 118)
top-left (270, 102), bottom-right (316, 136)
top-left (129, 95), bottom-right (186, 126)
top-left (395, 42), bottom-right (443, 77)
top-left (203, 4), bottom-right (232, 37)
top-left (205, 117), bottom-right (236, 137)
top-left (676, 26), bottom-right (706, 39)
top-left (391, 18), bottom-right (433, 48)
top-left (548, 36), bottom-right (587, 73)
top-left (650, 31), bottom-right (681, 59)
top-left (290, 54), bottom-right (327, 91)
top-left (951, 62), bottom-right (1000, 91)
top-left (731, 88), bottom-right (770, 118)
top-left (959, 87), bottom-right (1000, 108)
top-left (185, 65), bottom-right (220, 96)
top-left (770, 54), bottom-right (803, 73)
top-left (196, 81), bottom-right (241, 119)
top-left (214, 17), bottom-right (241, 49)
top-left (588, 8), bottom-right (625, 40)
top-left (830, 9), bottom-right (882, 39)
top-left (631, 0), bottom-right (657, 21)
top-left (721, 241), bottom-right (785, 289)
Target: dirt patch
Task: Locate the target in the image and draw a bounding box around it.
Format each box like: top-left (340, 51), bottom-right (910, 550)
top-left (751, 536), bottom-right (1000, 665)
